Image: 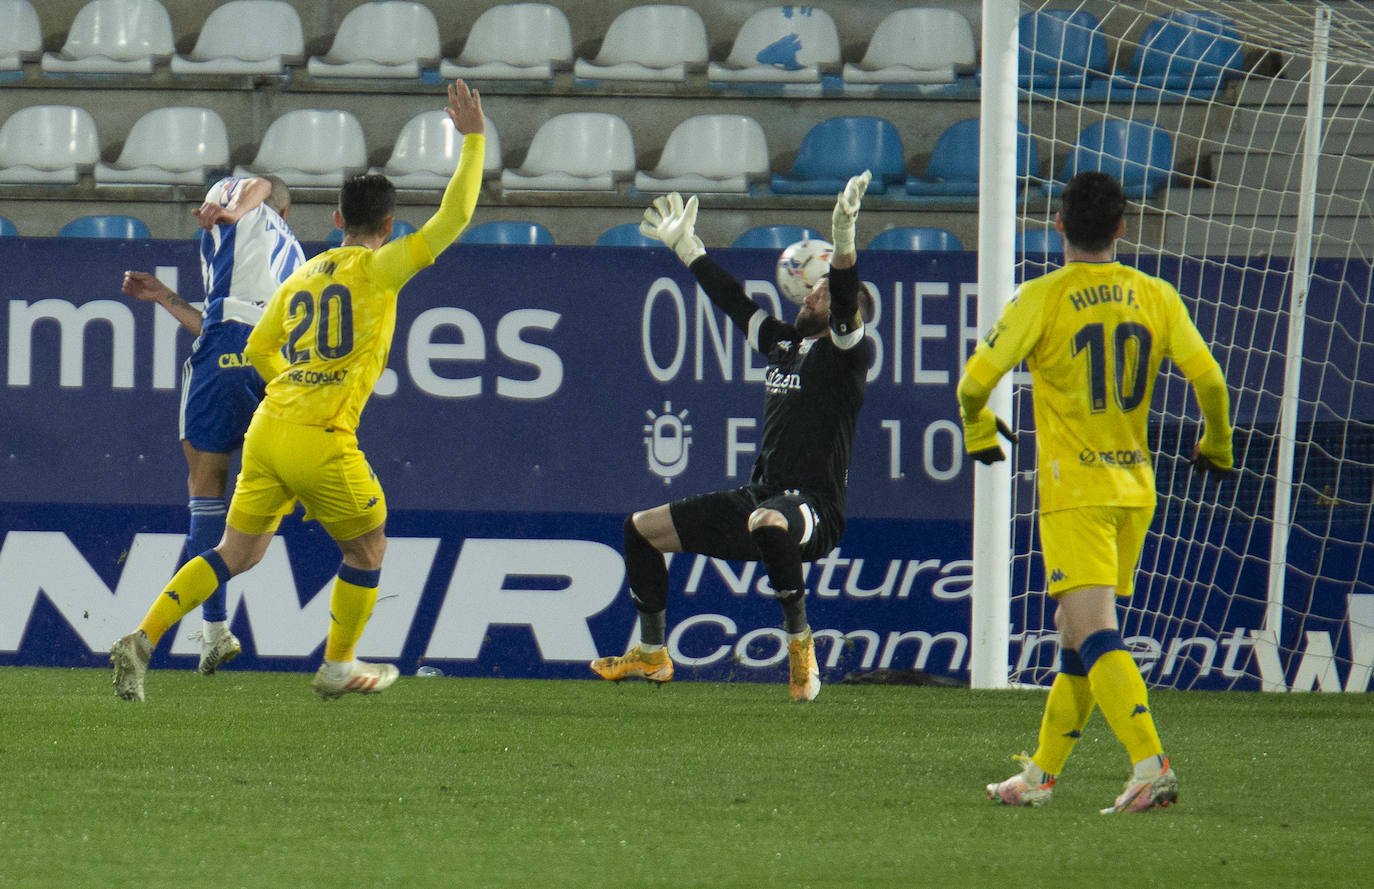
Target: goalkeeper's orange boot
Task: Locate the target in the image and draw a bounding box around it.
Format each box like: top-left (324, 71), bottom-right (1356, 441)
top-left (787, 630), bottom-right (820, 702)
top-left (1101, 757), bottom-right (1178, 814)
top-left (987, 753), bottom-right (1056, 807)
top-left (590, 646), bottom-right (674, 683)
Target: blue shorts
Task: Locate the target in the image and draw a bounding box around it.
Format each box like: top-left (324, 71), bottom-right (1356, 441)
top-left (179, 322), bottom-right (267, 454)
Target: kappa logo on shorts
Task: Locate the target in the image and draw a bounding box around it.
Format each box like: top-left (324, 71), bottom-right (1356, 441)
top-left (1049, 569), bottom-right (1067, 584)
top-left (365, 497), bottom-right (378, 509)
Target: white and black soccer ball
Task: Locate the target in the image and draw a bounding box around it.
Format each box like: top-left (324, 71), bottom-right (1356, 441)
top-left (776, 239), bottom-right (834, 305)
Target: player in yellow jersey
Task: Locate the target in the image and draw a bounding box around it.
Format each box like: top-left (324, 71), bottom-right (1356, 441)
top-left (960, 171), bottom-right (1234, 813)
top-left (111, 80), bottom-right (487, 702)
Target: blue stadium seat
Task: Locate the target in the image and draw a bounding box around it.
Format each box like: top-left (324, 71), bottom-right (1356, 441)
top-left (459, 220), bottom-right (555, 245)
top-left (1017, 228), bottom-right (1063, 254)
top-left (1019, 9), bottom-right (1109, 93)
top-left (770, 117), bottom-right (905, 195)
top-left (58, 214), bottom-right (150, 239)
top-left (1045, 119), bottom-right (1174, 199)
top-left (0, 216), bottom-right (16, 236)
top-left (906, 118), bottom-right (1040, 197)
top-left (1125, 11), bottom-right (1244, 94)
top-left (730, 225), bottom-right (824, 250)
top-left (866, 227), bottom-right (962, 252)
top-left (595, 223), bottom-right (658, 247)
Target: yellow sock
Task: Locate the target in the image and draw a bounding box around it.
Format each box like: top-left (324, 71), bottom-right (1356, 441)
top-left (1031, 672), bottom-right (1094, 776)
top-left (324, 569), bottom-right (380, 663)
top-left (138, 554), bottom-right (227, 645)
top-left (1088, 648), bottom-right (1164, 764)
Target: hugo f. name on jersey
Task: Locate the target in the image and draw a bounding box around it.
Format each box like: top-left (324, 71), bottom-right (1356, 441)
top-left (965, 260), bottom-right (1218, 512)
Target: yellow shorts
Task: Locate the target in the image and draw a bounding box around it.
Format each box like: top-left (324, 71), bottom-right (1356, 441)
top-left (1039, 504), bottom-right (1154, 599)
top-left (227, 412), bottom-right (387, 542)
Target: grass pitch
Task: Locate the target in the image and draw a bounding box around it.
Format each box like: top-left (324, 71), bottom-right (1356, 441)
top-left (0, 667), bottom-right (1370, 888)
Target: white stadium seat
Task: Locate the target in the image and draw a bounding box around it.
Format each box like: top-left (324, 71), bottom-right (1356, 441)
top-left (573, 5), bottom-right (708, 83)
top-left (369, 111), bottom-right (501, 189)
top-left (232, 109), bottom-right (368, 187)
top-left (41, 0), bottom-right (174, 74)
top-left (0, 105), bottom-right (100, 184)
top-left (307, 1), bottom-right (441, 79)
top-left (0, 0), bottom-right (42, 71)
top-left (707, 6), bottom-right (840, 84)
top-left (440, 3), bottom-right (572, 81)
top-left (95, 107), bottom-right (230, 186)
top-left (501, 112), bottom-right (636, 192)
top-left (843, 8), bottom-right (977, 85)
top-left (171, 0), bottom-right (305, 75)
top-left (633, 114), bottom-right (770, 194)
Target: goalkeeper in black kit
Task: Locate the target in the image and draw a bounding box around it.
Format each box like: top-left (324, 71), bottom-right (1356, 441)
top-left (591, 173), bottom-right (876, 702)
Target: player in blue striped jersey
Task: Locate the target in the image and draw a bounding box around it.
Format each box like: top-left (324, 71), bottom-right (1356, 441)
top-left (121, 175), bottom-right (305, 675)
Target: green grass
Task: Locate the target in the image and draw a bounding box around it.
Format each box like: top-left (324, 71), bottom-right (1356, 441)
top-left (1, 668), bottom-right (1370, 888)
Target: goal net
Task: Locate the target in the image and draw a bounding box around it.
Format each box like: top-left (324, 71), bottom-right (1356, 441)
top-left (997, 0), bottom-right (1374, 691)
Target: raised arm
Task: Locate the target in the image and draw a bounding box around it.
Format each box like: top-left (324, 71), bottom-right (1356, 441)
top-left (639, 192), bottom-right (767, 338)
top-left (827, 171), bottom-right (870, 340)
top-left (193, 177), bottom-right (272, 231)
top-left (417, 80), bottom-right (485, 255)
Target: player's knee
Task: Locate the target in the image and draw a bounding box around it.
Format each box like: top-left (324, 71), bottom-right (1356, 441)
top-left (747, 507), bottom-right (788, 533)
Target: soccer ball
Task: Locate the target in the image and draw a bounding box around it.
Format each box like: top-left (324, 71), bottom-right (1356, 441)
top-left (776, 239), bottom-right (834, 305)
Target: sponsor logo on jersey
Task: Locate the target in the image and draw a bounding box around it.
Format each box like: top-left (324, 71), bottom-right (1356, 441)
top-left (765, 367), bottom-right (802, 395)
top-left (1079, 448), bottom-right (1148, 466)
top-left (284, 368), bottom-right (349, 386)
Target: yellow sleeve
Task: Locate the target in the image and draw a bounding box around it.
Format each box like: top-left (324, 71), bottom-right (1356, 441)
top-left (245, 282), bottom-right (290, 381)
top-left (962, 285), bottom-right (1045, 391)
top-left (1192, 364), bottom-right (1234, 467)
top-left (373, 132), bottom-right (485, 291)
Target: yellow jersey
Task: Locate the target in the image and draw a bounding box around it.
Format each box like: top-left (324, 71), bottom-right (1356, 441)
top-left (963, 260), bottom-right (1221, 512)
top-left (245, 131), bottom-right (485, 435)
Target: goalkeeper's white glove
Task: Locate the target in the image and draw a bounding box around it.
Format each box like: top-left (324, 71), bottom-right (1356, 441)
top-left (639, 192), bottom-right (706, 266)
top-left (831, 170), bottom-right (871, 255)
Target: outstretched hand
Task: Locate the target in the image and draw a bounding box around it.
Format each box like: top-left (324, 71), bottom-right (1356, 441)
top-left (445, 79), bottom-right (485, 135)
top-left (639, 192), bottom-right (706, 266)
top-left (121, 270), bottom-right (175, 303)
top-left (963, 409), bottom-right (1018, 465)
top-left (831, 170), bottom-right (871, 255)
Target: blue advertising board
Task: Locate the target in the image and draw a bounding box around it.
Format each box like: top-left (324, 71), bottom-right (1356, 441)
top-left (0, 239), bottom-right (1368, 690)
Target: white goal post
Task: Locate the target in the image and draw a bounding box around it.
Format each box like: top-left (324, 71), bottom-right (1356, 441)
top-left (972, 0), bottom-right (1374, 692)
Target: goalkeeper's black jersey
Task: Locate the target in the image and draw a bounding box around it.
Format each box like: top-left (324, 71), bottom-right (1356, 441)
top-left (689, 256), bottom-right (873, 513)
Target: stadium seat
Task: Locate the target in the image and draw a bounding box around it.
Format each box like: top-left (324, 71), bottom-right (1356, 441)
top-left (501, 112), bottom-right (635, 192)
top-left (906, 118), bottom-right (1040, 197)
top-left (94, 107), bottom-right (230, 186)
top-left (1122, 11), bottom-right (1245, 93)
top-left (440, 3), bottom-right (573, 81)
top-left (307, 1), bottom-right (441, 79)
top-left (731, 225), bottom-right (824, 250)
top-left (0, 216), bottom-right (17, 236)
top-left (370, 111), bottom-right (501, 188)
top-left (708, 6), bottom-right (841, 84)
top-left (573, 5), bottom-right (708, 83)
top-left (1018, 8), bottom-right (1109, 92)
top-left (58, 214), bottom-right (151, 239)
top-left (595, 222), bottom-right (658, 247)
top-left (1045, 119), bottom-right (1174, 199)
top-left (0, 0), bottom-right (41, 71)
top-left (770, 116), bottom-right (905, 195)
top-left (41, 0), bottom-right (174, 74)
top-left (171, 0), bottom-right (304, 75)
top-left (459, 221), bottom-right (555, 245)
top-left (0, 105), bottom-right (100, 184)
top-left (866, 227), bottom-right (963, 251)
top-left (633, 114), bottom-right (770, 194)
top-left (1017, 228), bottom-right (1063, 254)
top-left (843, 7), bottom-right (976, 85)
top-left (232, 109), bottom-right (368, 187)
